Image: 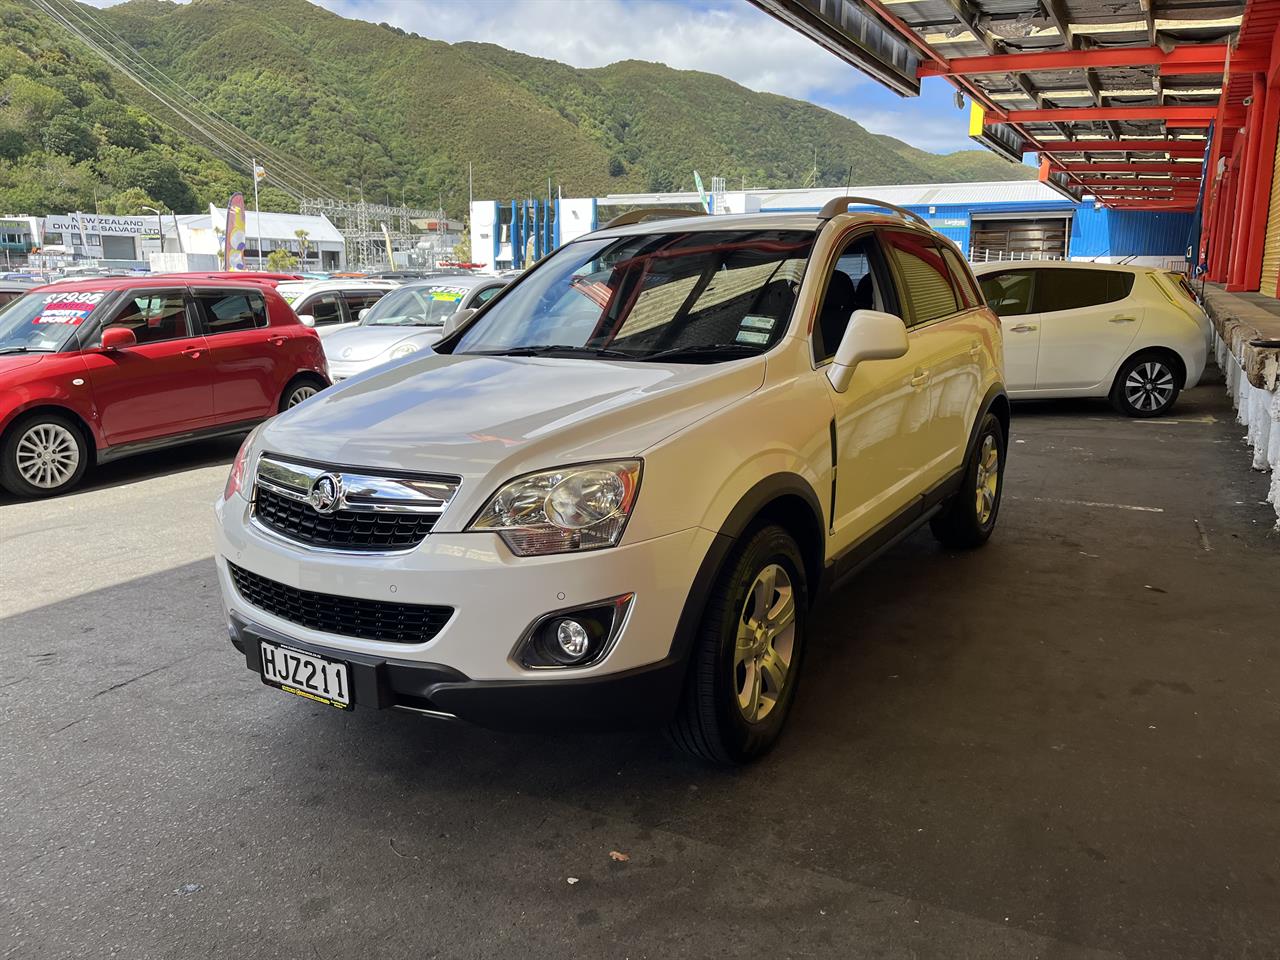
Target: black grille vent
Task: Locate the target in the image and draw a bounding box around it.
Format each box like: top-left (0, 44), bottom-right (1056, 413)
top-left (254, 486), bottom-right (438, 551)
top-left (229, 563), bottom-right (452, 644)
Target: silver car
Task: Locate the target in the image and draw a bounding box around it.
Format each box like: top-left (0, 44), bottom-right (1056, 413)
top-left (323, 275), bottom-right (508, 380)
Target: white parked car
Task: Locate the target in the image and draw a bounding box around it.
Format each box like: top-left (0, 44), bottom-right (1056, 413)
top-left (274, 279), bottom-right (400, 335)
top-left (972, 261), bottom-right (1210, 417)
top-left (215, 200), bottom-right (1008, 763)
top-left (322, 275), bottom-right (508, 380)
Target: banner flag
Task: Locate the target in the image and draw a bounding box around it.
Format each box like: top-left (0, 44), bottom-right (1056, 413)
top-left (225, 193), bottom-right (247, 271)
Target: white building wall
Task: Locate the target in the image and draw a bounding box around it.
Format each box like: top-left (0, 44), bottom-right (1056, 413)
top-left (469, 201), bottom-right (498, 273)
top-left (558, 199), bottom-right (597, 245)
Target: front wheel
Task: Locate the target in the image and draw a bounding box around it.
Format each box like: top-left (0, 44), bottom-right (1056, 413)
top-left (0, 413), bottom-right (90, 498)
top-left (1111, 353), bottom-right (1180, 417)
top-left (930, 412), bottom-right (1005, 549)
top-left (667, 524), bottom-right (808, 764)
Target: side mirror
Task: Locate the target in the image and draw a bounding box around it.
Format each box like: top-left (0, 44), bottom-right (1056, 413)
top-left (826, 310), bottom-right (909, 393)
top-left (100, 326), bottom-right (137, 351)
top-left (358, 308), bottom-right (370, 322)
top-left (297, 314), bottom-right (315, 328)
top-left (442, 307), bottom-right (476, 335)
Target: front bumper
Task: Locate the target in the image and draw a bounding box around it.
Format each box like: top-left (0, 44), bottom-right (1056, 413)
top-left (216, 491), bottom-right (715, 685)
top-left (229, 612), bottom-right (688, 729)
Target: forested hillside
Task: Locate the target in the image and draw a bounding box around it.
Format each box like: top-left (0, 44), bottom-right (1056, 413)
top-left (0, 0), bottom-right (1032, 218)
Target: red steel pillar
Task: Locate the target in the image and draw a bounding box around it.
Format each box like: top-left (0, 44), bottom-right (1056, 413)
top-left (1229, 73), bottom-right (1271, 290)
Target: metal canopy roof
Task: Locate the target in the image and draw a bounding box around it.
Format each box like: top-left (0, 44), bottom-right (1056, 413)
top-left (751, 0), bottom-right (1277, 209)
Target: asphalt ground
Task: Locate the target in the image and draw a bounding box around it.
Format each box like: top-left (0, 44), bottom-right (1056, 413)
top-left (3, 366), bottom-right (1278, 960)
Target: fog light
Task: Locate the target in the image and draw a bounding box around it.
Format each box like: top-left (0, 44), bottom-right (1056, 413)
top-left (556, 619), bottom-right (591, 659)
top-left (515, 594), bottom-right (634, 669)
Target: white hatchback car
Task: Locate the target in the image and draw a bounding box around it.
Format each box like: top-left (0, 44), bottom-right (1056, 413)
top-left (275, 279), bottom-right (400, 336)
top-left (972, 261), bottom-right (1210, 417)
top-left (215, 199), bottom-right (1008, 763)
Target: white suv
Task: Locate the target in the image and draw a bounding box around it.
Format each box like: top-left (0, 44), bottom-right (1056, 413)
top-left (215, 199), bottom-right (1009, 763)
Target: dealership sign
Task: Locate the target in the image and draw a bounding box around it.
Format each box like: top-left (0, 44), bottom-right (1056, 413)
top-left (45, 214), bottom-right (149, 236)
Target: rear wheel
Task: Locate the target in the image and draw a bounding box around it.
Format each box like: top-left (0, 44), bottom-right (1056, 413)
top-left (667, 524), bottom-right (808, 764)
top-left (1, 412), bottom-right (90, 498)
top-left (1111, 353), bottom-right (1180, 417)
top-left (279, 378), bottom-right (323, 412)
top-left (930, 412), bottom-right (1004, 549)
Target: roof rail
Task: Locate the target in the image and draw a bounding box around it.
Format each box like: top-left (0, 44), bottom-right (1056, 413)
top-left (602, 207), bottom-right (705, 229)
top-left (816, 196), bottom-right (932, 229)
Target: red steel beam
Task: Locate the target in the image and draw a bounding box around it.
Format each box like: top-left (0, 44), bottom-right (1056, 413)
top-left (1037, 140), bottom-right (1208, 155)
top-left (1050, 162), bottom-right (1205, 174)
top-left (919, 44), bottom-right (1231, 77)
top-left (996, 105), bottom-right (1217, 123)
top-left (1161, 58), bottom-right (1268, 76)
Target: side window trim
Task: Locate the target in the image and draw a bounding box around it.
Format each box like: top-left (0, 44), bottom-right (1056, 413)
top-left (938, 242), bottom-right (980, 309)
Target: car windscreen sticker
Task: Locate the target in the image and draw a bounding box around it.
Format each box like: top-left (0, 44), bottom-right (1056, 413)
top-left (740, 315), bottom-right (776, 332)
top-left (33, 292), bottom-right (106, 325)
top-left (735, 329), bottom-right (770, 346)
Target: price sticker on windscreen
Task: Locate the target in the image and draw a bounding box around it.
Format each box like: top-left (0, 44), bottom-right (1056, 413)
top-left (33, 292), bottom-right (106, 325)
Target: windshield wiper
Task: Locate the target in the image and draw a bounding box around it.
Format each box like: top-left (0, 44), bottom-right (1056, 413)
top-left (0, 346), bottom-right (50, 355)
top-left (465, 344), bottom-right (637, 359)
top-left (640, 343), bottom-right (762, 363)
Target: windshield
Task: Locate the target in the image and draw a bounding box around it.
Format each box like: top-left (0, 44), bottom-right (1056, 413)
top-left (0, 290), bottom-right (109, 353)
top-left (362, 284), bottom-right (470, 327)
top-left (450, 229), bottom-right (813, 362)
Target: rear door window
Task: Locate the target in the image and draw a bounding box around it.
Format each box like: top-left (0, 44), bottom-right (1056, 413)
top-left (194, 289), bottom-right (269, 335)
top-left (98, 289), bottom-right (191, 345)
top-left (1031, 269), bottom-right (1134, 314)
top-left (882, 230), bottom-right (958, 326)
top-left (343, 292), bottom-right (384, 318)
top-left (978, 270), bottom-right (1036, 317)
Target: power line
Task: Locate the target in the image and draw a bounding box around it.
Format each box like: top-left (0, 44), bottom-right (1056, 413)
top-left (32, 0), bottom-right (337, 202)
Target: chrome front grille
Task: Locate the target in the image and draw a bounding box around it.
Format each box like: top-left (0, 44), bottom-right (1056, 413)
top-left (251, 455), bottom-right (460, 552)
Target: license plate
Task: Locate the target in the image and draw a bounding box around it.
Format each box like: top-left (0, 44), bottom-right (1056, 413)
top-left (259, 641), bottom-right (352, 709)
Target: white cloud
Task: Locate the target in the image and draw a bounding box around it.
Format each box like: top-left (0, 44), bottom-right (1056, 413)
top-left (315, 0), bottom-right (864, 102)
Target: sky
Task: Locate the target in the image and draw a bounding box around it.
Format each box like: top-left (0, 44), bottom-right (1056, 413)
top-left (89, 0), bottom-right (975, 153)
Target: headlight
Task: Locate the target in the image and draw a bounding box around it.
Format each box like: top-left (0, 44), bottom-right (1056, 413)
top-left (223, 426), bottom-right (262, 501)
top-left (468, 460), bottom-right (642, 556)
top-left (389, 342), bottom-right (420, 359)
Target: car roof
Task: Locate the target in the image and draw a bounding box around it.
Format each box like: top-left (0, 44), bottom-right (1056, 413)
top-left (276, 279), bottom-right (399, 294)
top-left (29, 277), bottom-right (284, 294)
top-left (971, 260), bottom-right (1154, 275)
top-left (399, 274), bottom-right (505, 290)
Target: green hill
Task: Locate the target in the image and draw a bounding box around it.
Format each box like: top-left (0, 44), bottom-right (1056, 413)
top-left (0, 0), bottom-right (1033, 218)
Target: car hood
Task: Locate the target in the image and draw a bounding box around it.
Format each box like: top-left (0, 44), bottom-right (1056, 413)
top-left (0, 353), bottom-right (46, 375)
top-left (322, 325), bottom-right (444, 361)
top-left (258, 352), bottom-right (765, 491)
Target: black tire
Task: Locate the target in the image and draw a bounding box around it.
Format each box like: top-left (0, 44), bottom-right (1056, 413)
top-left (1110, 352), bottom-right (1181, 418)
top-left (667, 524), bottom-right (808, 765)
top-left (279, 376), bottom-right (325, 413)
top-left (0, 411), bottom-right (90, 498)
top-left (930, 412), bottom-right (1005, 549)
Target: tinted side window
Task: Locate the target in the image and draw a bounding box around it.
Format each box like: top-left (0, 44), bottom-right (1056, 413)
top-left (471, 285), bottom-right (502, 306)
top-left (303, 294), bottom-right (343, 326)
top-left (344, 292), bottom-right (384, 317)
top-left (883, 230), bottom-right (958, 325)
top-left (813, 233), bottom-right (886, 362)
top-left (940, 246), bottom-right (980, 308)
top-left (195, 289), bottom-right (268, 334)
top-left (99, 289), bottom-right (190, 345)
top-left (978, 271), bottom-right (1036, 317)
top-left (1032, 269), bottom-right (1135, 313)
top-left (0, 291), bottom-right (21, 309)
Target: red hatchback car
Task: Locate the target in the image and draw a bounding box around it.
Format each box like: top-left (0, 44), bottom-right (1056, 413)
top-left (0, 277), bottom-right (329, 497)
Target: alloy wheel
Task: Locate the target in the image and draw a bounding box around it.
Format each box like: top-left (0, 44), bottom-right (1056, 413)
top-left (734, 563), bottom-right (796, 724)
top-left (974, 433), bottom-right (999, 526)
top-left (15, 423), bottom-right (80, 490)
top-left (1124, 361), bottom-right (1175, 413)
top-left (287, 385), bottom-right (319, 408)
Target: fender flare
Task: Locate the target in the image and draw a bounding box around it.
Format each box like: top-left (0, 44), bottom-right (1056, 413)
top-left (965, 383), bottom-right (1010, 462)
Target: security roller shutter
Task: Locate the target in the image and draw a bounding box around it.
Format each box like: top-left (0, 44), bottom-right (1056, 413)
top-left (1261, 135), bottom-right (1280, 297)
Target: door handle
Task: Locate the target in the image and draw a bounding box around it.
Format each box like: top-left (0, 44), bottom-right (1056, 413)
top-left (909, 369), bottom-right (931, 388)
top-left (1010, 324), bottom-right (1038, 333)
top-left (181, 346), bottom-right (203, 359)
top-left (268, 335), bottom-right (287, 345)
top-left (1108, 316), bottom-right (1137, 324)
